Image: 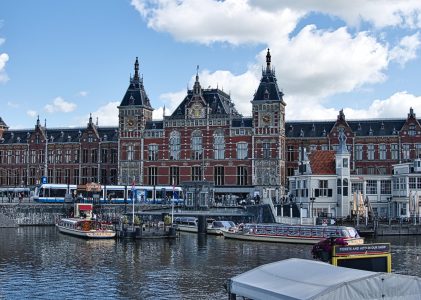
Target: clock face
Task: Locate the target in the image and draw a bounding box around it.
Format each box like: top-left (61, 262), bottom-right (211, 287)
top-left (126, 117), bottom-right (135, 128)
top-left (189, 103), bottom-right (204, 119)
top-left (261, 114), bottom-right (271, 125)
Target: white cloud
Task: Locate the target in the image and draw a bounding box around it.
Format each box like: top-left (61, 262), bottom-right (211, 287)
top-left (131, 0), bottom-right (302, 44)
top-left (249, 0), bottom-right (421, 29)
top-left (88, 101), bottom-right (119, 126)
top-left (44, 97), bottom-right (77, 113)
top-left (7, 101), bottom-right (19, 108)
top-left (0, 52), bottom-right (9, 83)
top-left (26, 110), bottom-right (37, 118)
top-left (389, 33), bottom-right (421, 66)
top-left (78, 91), bottom-right (88, 97)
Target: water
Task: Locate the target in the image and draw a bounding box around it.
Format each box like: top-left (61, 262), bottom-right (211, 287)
top-left (0, 228), bottom-right (420, 300)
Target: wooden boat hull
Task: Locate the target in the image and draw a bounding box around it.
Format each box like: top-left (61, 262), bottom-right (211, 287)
top-left (222, 231), bottom-right (364, 245)
top-left (56, 224), bottom-right (116, 239)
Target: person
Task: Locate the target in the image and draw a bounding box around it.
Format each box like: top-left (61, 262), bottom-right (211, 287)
top-left (19, 193), bottom-right (23, 203)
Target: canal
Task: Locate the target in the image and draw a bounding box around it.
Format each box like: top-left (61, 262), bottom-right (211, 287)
top-left (1, 227), bottom-right (421, 299)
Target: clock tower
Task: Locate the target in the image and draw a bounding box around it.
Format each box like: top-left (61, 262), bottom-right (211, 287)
top-left (251, 49), bottom-right (286, 200)
top-left (118, 57), bottom-right (154, 185)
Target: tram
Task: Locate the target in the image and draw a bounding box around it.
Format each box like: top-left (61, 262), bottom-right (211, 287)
top-left (33, 183), bottom-right (184, 204)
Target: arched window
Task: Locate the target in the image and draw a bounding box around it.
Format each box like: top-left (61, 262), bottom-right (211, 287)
top-left (213, 129), bottom-right (225, 160)
top-left (337, 178), bottom-right (342, 195)
top-left (191, 130), bottom-right (202, 160)
top-left (169, 131), bottom-right (180, 160)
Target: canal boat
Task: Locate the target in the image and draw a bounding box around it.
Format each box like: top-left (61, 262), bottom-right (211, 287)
top-left (173, 217), bottom-right (215, 233)
top-left (207, 220), bottom-right (237, 235)
top-left (56, 218), bottom-right (116, 239)
top-left (222, 223), bottom-right (364, 245)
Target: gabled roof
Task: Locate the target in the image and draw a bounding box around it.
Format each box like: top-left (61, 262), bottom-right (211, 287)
top-left (309, 150), bottom-right (336, 175)
top-left (119, 57), bottom-right (152, 109)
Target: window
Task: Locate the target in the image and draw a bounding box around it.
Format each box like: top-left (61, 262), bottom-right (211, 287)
top-left (315, 180), bottom-right (331, 197)
top-left (91, 149), bottom-right (98, 163)
top-left (402, 144), bottom-right (410, 160)
top-left (379, 144), bottom-right (386, 160)
top-left (191, 130), bottom-right (203, 160)
top-left (263, 142), bottom-right (271, 159)
top-left (148, 167), bottom-right (158, 186)
top-left (237, 142), bottom-right (248, 160)
top-left (409, 124), bottom-right (416, 136)
top-left (416, 144), bottom-right (421, 159)
top-left (169, 166), bottom-right (179, 186)
top-left (82, 149), bottom-right (89, 163)
top-left (355, 145), bottom-right (363, 160)
top-left (343, 158), bottom-right (349, 168)
top-left (74, 169), bottom-right (79, 185)
top-left (391, 144), bottom-right (399, 160)
top-left (214, 166), bottom-right (224, 186)
top-left (148, 144), bottom-right (158, 161)
top-left (65, 149), bottom-right (71, 163)
top-left (101, 149), bottom-right (108, 163)
top-left (237, 166), bottom-right (248, 186)
top-left (287, 145), bottom-right (294, 161)
top-left (191, 166), bottom-right (202, 181)
top-left (367, 144), bottom-right (375, 160)
top-left (343, 179), bottom-right (349, 196)
top-left (381, 180), bottom-right (391, 194)
top-left (213, 130), bottom-right (225, 160)
top-left (352, 182), bottom-right (363, 193)
top-left (169, 131), bottom-right (181, 160)
top-left (110, 149), bottom-right (117, 164)
top-left (366, 180), bottom-right (377, 194)
top-left (127, 145), bottom-right (134, 161)
top-left (337, 178), bottom-right (342, 195)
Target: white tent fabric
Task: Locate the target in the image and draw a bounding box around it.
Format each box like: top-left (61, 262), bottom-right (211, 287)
top-left (229, 258), bottom-right (421, 300)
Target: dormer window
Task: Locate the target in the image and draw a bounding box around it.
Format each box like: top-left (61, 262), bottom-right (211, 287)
top-left (409, 124), bottom-right (416, 136)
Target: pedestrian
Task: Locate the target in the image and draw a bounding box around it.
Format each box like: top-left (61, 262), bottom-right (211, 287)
top-left (19, 192), bottom-right (23, 203)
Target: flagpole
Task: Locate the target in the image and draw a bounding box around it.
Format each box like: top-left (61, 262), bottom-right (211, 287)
top-left (132, 178), bottom-right (135, 231)
top-left (171, 179), bottom-right (175, 225)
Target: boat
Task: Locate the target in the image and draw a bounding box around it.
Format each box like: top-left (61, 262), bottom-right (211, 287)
top-left (207, 220), bottom-right (237, 235)
top-left (173, 217), bottom-right (215, 233)
top-left (56, 218), bottom-right (116, 239)
top-left (222, 223), bottom-right (364, 245)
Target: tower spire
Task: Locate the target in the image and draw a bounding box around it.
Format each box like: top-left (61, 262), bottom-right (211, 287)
top-left (134, 57), bottom-right (139, 81)
top-left (193, 65), bottom-right (202, 95)
top-left (266, 48), bottom-right (271, 72)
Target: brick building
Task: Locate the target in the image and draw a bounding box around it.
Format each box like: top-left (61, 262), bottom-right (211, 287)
top-left (0, 51), bottom-right (420, 206)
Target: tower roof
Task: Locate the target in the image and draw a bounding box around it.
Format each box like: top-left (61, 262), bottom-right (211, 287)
top-left (252, 49), bottom-right (285, 104)
top-left (119, 57), bottom-right (152, 109)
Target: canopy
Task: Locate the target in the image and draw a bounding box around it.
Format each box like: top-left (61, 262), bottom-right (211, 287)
top-left (229, 258), bottom-right (421, 300)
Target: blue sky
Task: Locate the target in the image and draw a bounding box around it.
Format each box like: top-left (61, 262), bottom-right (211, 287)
top-left (1, 0), bottom-right (421, 129)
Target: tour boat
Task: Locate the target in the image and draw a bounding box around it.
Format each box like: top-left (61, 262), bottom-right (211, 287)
top-left (207, 220), bottom-right (237, 235)
top-left (56, 218), bottom-right (116, 239)
top-left (222, 223), bottom-right (364, 245)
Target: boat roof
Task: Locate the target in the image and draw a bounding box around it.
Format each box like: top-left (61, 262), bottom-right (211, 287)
top-left (60, 218), bottom-right (95, 224)
top-left (230, 258), bottom-right (421, 300)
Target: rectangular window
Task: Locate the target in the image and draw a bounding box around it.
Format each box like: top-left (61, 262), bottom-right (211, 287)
top-left (101, 149), bottom-right (108, 163)
top-left (391, 144), bottom-right (399, 160)
top-left (237, 143), bottom-right (248, 160)
top-left (343, 158), bottom-right (349, 168)
top-left (110, 149), bottom-right (117, 164)
top-left (74, 169), bottom-right (79, 185)
top-left (148, 167), bottom-right (158, 186)
top-left (191, 166), bottom-right (202, 181)
top-left (287, 145), bottom-right (294, 161)
top-left (82, 149), bottom-right (89, 163)
top-left (402, 144), bottom-right (410, 160)
top-left (91, 149), bottom-right (98, 163)
top-left (263, 142), bottom-right (271, 159)
top-left (214, 166), bottom-right (224, 186)
top-left (148, 144), bottom-right (158, 161)
top-left (355, 145), bottom-right (363, 160)
top-left (409, 177), bottom-right (416, 189)
top-left (352, 182), bottom-right (363, 193)
top-left (237, 166), bottom-right (248, 186)
top-left (367, 144), bottom-right (375, 160)
top-left (75, 149), bottom-right (80, 163)
top-left (380, 180), bottom-right (391, 194)
top-left (127, 145), bottom-right (134, 161)
top-left (379, 144), bottom-right (386, 160)
top-left (101, 169), bottom-right (107, 185)
top-left (64, 169), bottom-right (70, 184)
top-left (169, 166), bottom-right (180, 186)
top-left (417, 177), bottom-right (421, 190)
top-left (65, 149), bottom-right (71, 163)
top-left (366, 180), bottom-right (377, 194)
top-left (110, 169), bottom-right (117, 185)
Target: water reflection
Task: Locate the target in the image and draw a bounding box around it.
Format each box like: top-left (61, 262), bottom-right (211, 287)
top-left (0, 227), bottom-right (420, 299)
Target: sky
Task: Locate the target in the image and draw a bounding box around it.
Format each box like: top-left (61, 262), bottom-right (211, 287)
top-left (1, 0), bottom-right (421, 130)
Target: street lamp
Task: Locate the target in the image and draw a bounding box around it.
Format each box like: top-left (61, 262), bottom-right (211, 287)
top-left (388, 197), bottom-right (392, 226)
top-left (289, 200), bottom-right (293, 225)
top-left (300, 202), bottom-right (303, 225)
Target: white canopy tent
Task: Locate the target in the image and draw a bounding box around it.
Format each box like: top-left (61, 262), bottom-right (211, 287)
top-left (228, 258), bottom-right (421, 300)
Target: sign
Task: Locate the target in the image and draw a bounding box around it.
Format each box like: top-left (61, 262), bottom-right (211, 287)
top-left (41, 176), bottom-right (47, 184)
top-left (333, 243), bottom-right (390, 256)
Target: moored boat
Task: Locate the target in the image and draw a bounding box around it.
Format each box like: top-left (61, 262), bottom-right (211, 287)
top-left (56, 218), bottom-right (116, 239)
top-left (173, 217), bottom-right (215, 233)
top-left (207, 220), bottom-right (237, 235)
top-left (222, 223), bottom-right (363, 245)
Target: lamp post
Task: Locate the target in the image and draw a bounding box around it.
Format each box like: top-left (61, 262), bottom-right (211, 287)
top-left (300, 202), bottom-right (303, 225)
top-left (289, 200), bottom-right (293, 225)
top-left (388, 197), bottom-right (392, 226)
top-left (281, 197), bottom-right (284, 218)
